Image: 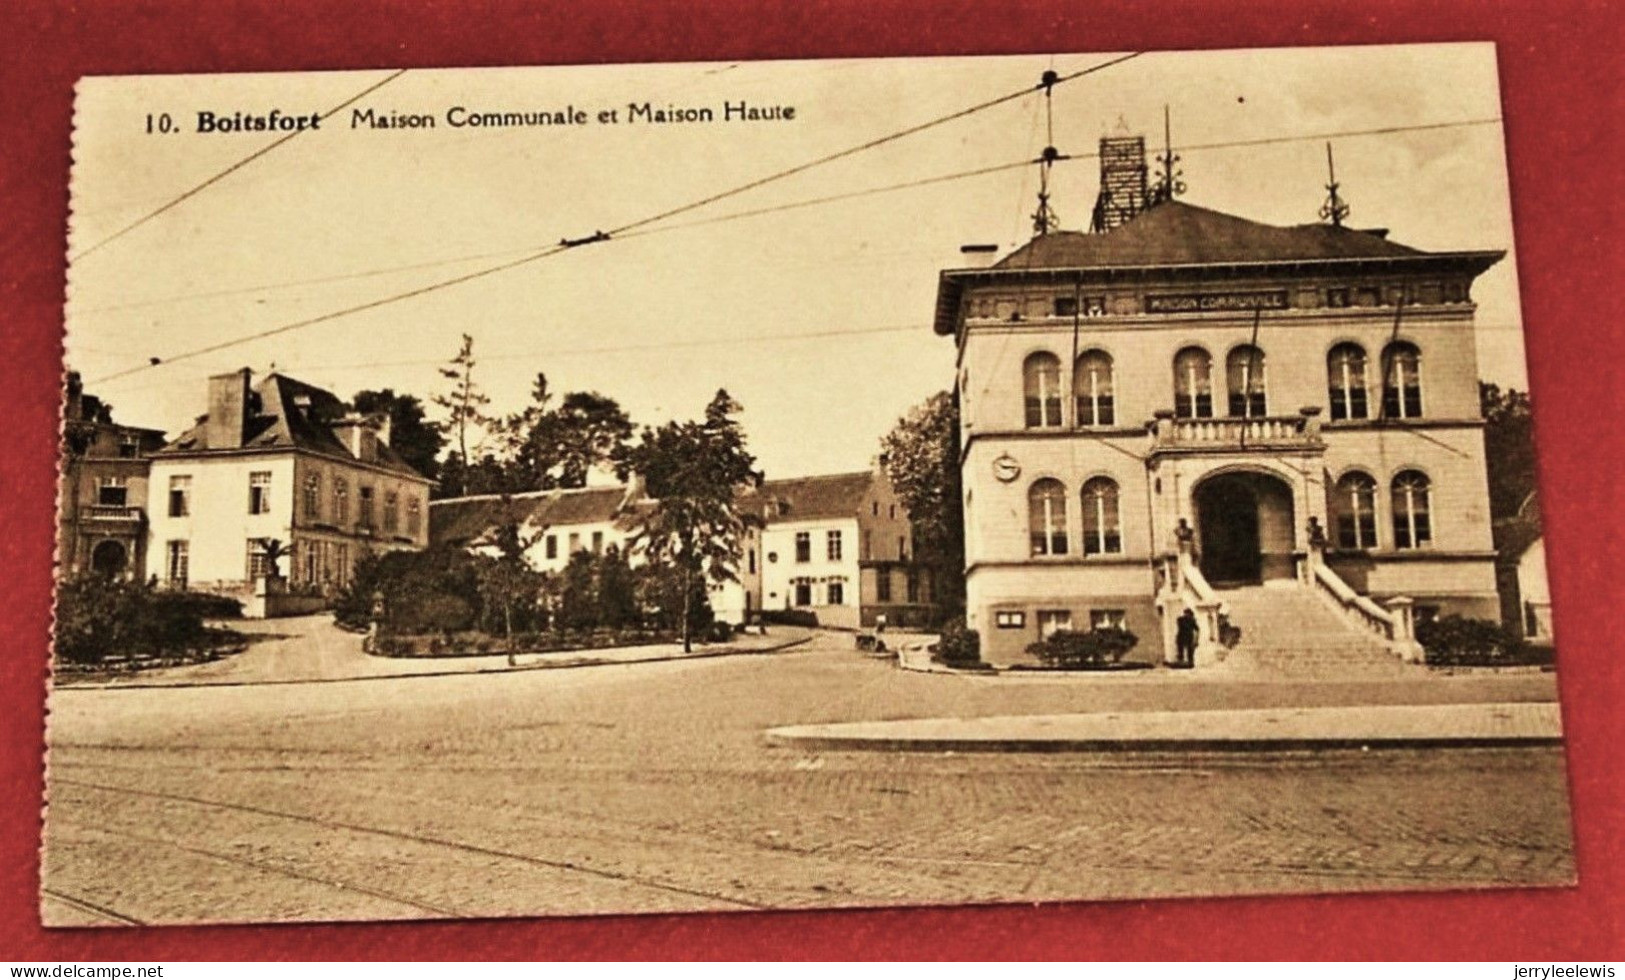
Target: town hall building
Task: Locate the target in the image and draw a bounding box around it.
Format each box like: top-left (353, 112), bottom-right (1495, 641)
top-left (937, 136), bottom-right (1504, 668)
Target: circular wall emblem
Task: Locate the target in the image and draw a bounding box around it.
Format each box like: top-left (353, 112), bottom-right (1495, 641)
top-left (992, 453), bottom-right (1021, 483)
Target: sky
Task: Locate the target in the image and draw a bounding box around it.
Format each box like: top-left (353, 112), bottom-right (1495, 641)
top-left (65, 43), bottom-right (1526, 481)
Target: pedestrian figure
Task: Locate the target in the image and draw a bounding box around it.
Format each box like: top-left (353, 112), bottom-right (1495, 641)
top-left (1175, 608), bottom-right (1199, 667)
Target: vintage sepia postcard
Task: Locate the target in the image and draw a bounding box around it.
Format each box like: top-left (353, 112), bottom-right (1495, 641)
top-left (46, 43), bottom-right (1572, 927)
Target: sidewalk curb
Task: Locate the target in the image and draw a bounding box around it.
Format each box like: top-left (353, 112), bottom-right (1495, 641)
top-left (765, 702), bottom-right (1564, 753)
top-left (55, 635), bottom-right (813, 692)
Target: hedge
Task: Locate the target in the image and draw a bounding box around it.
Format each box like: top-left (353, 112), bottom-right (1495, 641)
top-left (1025, 627), bottom-right (1139, 670)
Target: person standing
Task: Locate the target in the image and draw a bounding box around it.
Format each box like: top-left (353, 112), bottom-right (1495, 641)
top-left (1175, 608), bottom-right (1199, 667)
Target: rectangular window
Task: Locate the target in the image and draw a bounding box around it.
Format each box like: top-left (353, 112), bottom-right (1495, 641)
top-left (827, 582), bottom-right (844, 606)
top-left (568, 532), bottom-right (582, 554)
top-left (303, 545), bottom-right (318, 585)
top-left (862, 530), bottom-right (872, 561)
top-left (165, 540), bottom-right (188, 586)
top-left (795, 531), bottom-right (811, 563)
top-left (545, 535), bottom-right (558, 560)
top-left (592, 531), bottom-right (604, 554)
top-left (335, 544), bottom-right (349, 588)
top-left (1053, 296), bottom-right (1078, 317)
top-left (407, 498), bottom-right (422, 536)
top-left (794, 582), bottom-right (812, 606)
top-left (1089, 609), bottom-right (1127, 631)
top-left (906, 569), bottom-right (920, 603)
top-left (358, 486), bottom-right (375, 527)
top-left (118, 436), bottom-right (139, 459)
top-left (333, 478), bottom-right (349, 524)
top-left (383, 491), bottom-right (399, 533)
top-left (994, 610), bottom-right (1026, 629)
top-left (167, 475), bottom-right (191, 517)
top-left (303, 472), bottom-right (321, 521)
top-left (247, 539), bottom-right (272, 579)
top-left (826, 530), bottom-right (842, 561)
top-left (1038, 609), bottom-right (1073, 639)
top-left (876, 570), bottom-right (892, 602)
top-left (248, 471), bottom-right (272, 515)
top-left (96, 476), bottom-right (128, 507)
top-left (897, 535), bottom-right (907, 560)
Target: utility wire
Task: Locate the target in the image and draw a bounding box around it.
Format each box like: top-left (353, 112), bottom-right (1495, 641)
top-left (85, 53), bottom-right (1144, 385)
top-left (71, 114), bottom-right (1500, 319)
top-left (70, 69), bottom-right (409, 262)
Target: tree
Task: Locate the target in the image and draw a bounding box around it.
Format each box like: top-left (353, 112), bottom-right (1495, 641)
top-left (1480, 382), bottom-right (1538, 520)
top-left (432, 334), bottom-right (493, 497)
top-left (595, 545), bottom-right (638, 629)
top-left (556, 551), bottom-right (600, 632)
top-left (618, 390), bottom-right (759, 652)
top-left (879, 389), bottom-right (966, 617)
top-left (501, 376), bottom-right (634, 491)
top-left (353, 389), bottom-right (445, 481)
top-left (471, 496), bottom-right (547, 664)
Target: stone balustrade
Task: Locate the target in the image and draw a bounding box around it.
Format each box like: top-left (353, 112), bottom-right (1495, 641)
top-left (1149, 407), bottom-right (1324, 453)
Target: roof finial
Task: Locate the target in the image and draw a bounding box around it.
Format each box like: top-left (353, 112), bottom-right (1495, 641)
top-left (1151, 104), bottom-right (1184, 205)
top-left (1031, 70), bottom-right (1061, 236)
top-left (1320, 141), bottom-right (1350, 228)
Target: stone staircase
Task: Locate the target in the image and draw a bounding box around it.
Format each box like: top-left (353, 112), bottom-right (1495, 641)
top-left (1210, 582), bottom-right (1418, 677)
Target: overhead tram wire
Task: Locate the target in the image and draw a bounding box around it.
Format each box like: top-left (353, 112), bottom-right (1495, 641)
top-left (72, 114), bottom-right (1502, 321)
top-left (85, 52), bottom-right (1146, 386)
top-left (70, 69), bottom-right (409, 262)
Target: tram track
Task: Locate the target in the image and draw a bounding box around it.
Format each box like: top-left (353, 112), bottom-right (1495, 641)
top-left (51, 776), bottom-right (769, 913)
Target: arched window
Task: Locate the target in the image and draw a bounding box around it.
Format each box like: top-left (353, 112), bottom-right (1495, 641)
top-left (1327, 343), bottom-right (1370, 420)
top-left (1391, 470), bottom-right (1433, 549)
top-left (1028, 478), bottom-right (1069, 556)
top-left (1080, 477), bottom-right (1122, 555)
top-left (1173, 347), bottom-right (1213, 419)
top-left (1382, 342), bottom-right (1423, 419)
top-left (1226, 345), bottom-right (1268, 417)
top-left (1023, 352), bottom-right (1062, 428)
top-left (1331, 471), bottom-right (1379, 549)
top-left (1074, 350), bottom-right (1115, 426)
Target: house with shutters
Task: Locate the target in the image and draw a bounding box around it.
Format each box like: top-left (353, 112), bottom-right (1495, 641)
top-left (144, 369), bottom-right (432, 611)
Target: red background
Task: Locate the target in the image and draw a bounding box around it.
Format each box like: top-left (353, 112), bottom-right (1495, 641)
top-left (2, 0), bottom-right (1621, 960)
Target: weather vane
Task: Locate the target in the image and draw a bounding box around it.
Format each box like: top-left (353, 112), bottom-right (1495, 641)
top-left (1320, 142), bottom-right (1350, 227)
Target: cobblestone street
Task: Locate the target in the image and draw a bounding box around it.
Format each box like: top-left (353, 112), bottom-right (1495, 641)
top-left (43, 633), bottom-right (1575, 925)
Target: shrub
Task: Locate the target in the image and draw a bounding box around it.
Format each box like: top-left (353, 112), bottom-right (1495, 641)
top-left (1026, 627), bottom-right (1138, 669)
top-left (54, 577), bottom-right (241, 666)
top-left (332, 546), bottom-right (487, 633)
top-left (1416, 614), bottom-right (1529, 666)
top-left (934, 616), bottom-right (981, 666)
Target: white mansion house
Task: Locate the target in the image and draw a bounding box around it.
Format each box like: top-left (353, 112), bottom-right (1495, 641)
top-left (937, 169), bottom-right (1504, 668)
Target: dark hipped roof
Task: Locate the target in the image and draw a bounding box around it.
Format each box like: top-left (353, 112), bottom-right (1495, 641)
top-left (745, 471), bottom-right (879, 523)
top-left (429, 486), bottom-right (641, 547)
top-left (934, 200), bottom-right (1505, 334)
top-left (156, 373), bottom-right (427, 480)
top-left (995, 201), bottom-right (1424, 269)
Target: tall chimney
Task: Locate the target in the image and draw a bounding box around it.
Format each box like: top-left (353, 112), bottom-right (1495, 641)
top-left (206, 368), bottom-right (253, 449)
top-left (958, 244), bottom-right (999, 269)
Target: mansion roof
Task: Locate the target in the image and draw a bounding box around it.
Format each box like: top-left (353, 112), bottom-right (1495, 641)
top-left (935, 199), bottom-right (1505, 335)
top-left (996, 201), bottom-right (1426, 269)
top-left (156, 373), bottom-right (427, 480)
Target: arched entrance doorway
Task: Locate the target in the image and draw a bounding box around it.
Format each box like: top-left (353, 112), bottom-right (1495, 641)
top-left (1193, 471), bottom-right (1295, 586)
top-left (90, 540), bottom-right (128, 579)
